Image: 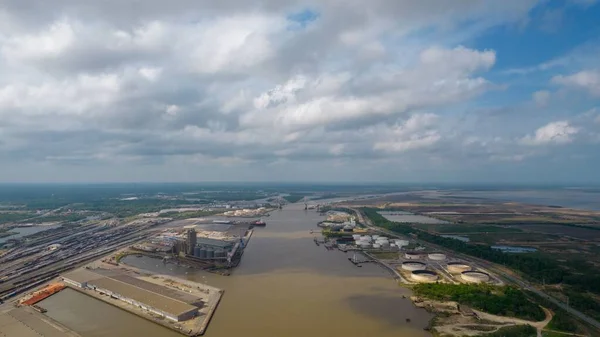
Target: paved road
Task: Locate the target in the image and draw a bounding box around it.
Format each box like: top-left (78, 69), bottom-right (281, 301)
top-left (348, 207), bottom-right (600, 331)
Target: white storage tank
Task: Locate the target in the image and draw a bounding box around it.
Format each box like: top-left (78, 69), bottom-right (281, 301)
top-left (461, 271), bottom-right (490, 283)
top-left (373, 244), bottom-right (381, 249)
top-left (428, 253), bottom-right (447, 261)
top-left (410, 270), bottom-right (439, 283)
top-left (395, 240), bottom-right (409, 247)
top-left (353, 235), bottom-right (361, 240)
top-left (401, 261), bottom-right (427, 271)
top-left (447, 262), bottom-right (471, 274)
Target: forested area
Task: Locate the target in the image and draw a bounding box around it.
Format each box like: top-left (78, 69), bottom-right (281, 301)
top-left (413, 284), bottom-right (545, 321)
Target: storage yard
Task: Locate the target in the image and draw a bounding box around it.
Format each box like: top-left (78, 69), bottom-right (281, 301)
top-left (315, 210), bottom-right (502, 286)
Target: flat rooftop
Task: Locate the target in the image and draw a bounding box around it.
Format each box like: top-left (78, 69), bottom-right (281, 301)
top-left (196, 237), bottom-right (234, 248)
top-left (62, 268), bottom-right (104, 284)
top-left (62, 269), bottom-right (199, 317)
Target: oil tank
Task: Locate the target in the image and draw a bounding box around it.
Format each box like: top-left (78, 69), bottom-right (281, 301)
top-left (198, 248), bottom-right (207, 259)
top-left (395, 240), bottom-right (409, 247)
top-left (411, 270), bottom-right (439, 283)
top-left (401, 261), bottom-right (427, 271)
top-left (447, 262), bottom-right (471, 273)
top-left (428, 253), bottom-right (447, 261)
top-left (193, 246), bottom-right (201, 257)
top-left (461, 271), bottom-right (490, 283)
top-left (405, 252), bottom-right (421, 260)
top-left (206, 249), bottom-right (214, 259)
top-left (372, 244), bottom-right (381, 249)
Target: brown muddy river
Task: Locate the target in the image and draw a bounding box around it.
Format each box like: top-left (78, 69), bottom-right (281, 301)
top-left (40, 204), bottom-right (432, 337)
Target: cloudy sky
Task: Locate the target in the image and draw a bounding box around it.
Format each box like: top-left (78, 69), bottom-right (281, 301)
top-left (1, 0), bottom-right (599, 183)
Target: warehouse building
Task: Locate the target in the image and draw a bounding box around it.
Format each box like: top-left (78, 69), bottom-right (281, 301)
top-left (62, 269), bottom-right (200, 322)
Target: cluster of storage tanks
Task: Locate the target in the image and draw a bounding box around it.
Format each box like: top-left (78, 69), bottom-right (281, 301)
top-left (404, 252), bottom-right (447, 261)
top-left (353, 235), bottom-right (409, 249)
top-left (192, 246), bottom-right (227, 259)
top-left (399, 261), bottom-right (439, 282)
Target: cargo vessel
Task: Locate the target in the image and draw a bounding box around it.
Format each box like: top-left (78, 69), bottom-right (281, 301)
top-left (20, 283), bottom-right (65, 306)
top-left (253, 219), bottom-right (266, 226)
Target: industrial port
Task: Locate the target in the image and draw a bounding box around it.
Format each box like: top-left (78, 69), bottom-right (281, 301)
top-left (0, 205), bottom-right (262, 336)
top-left (60, 266), bottom-right (223, 336)
top-left (314, 209), bottom-right (503, 286)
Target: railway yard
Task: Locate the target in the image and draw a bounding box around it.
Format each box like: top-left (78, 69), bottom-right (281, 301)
top-left (0, 218), bottom-right (170, 303)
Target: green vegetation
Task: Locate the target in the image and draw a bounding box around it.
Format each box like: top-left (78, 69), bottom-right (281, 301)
top-left (0, 212), bottom-right (35, 224)
top-left (525, 290), bottom-right (584, 334)
top-left (541, 331), bottom-right (569, 337)
top-left (564, 289), bottom-right (600, 321)
top-left (487, 325), bottom-right (536, 337)
top-left (370, 252), bottom-right (399, 259)
top-left (434, 224), bottom-right (522, 234)
top-left (25, 213), bottom-right (89, 223)
top-left (320, 206), bottom-right (353, 213)
top-left (158, 210), bottom-right (223, 219)
top-left (71, 199), bottom-right (190, 218)
top-left (363, 208), bottom-right (600, 295)
top-left (464, 232), bottom-right (558, 245)
top-left (413, 283), bottom-right (545, 321)
top-left (321, 229), bottom-right (351, 238)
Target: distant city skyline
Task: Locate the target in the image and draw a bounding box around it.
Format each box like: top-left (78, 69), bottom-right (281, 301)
top-left (0, 1), bottom-right (599, 182)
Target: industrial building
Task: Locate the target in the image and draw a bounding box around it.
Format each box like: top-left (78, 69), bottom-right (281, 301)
top-left (196, 237), bottom-right (235, 251)
top-left (186, 229), bottom-right (197, 255)
top-left (62, 269), bottom-right (200, 322)
top-left (188, 237), bottom-right (236, 260)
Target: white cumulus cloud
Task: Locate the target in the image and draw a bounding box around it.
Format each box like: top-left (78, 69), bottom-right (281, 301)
top-left (552, 70), bottom-right (600, 96)
top-left (521, 121), bottom-right (579, 145)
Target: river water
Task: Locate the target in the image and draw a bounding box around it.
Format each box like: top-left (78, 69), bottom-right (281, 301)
top-left (40, 204), bottom-right (432, 337)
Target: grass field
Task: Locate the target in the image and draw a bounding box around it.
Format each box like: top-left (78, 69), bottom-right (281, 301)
top-left (431, 224), bottom-right (523, 234)
top-left (518, 224), bottom-right (600, 240)
top-left (464, 232), bottom-right (561, 245)
top-left (370, 252), bottom-right (399, 259)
